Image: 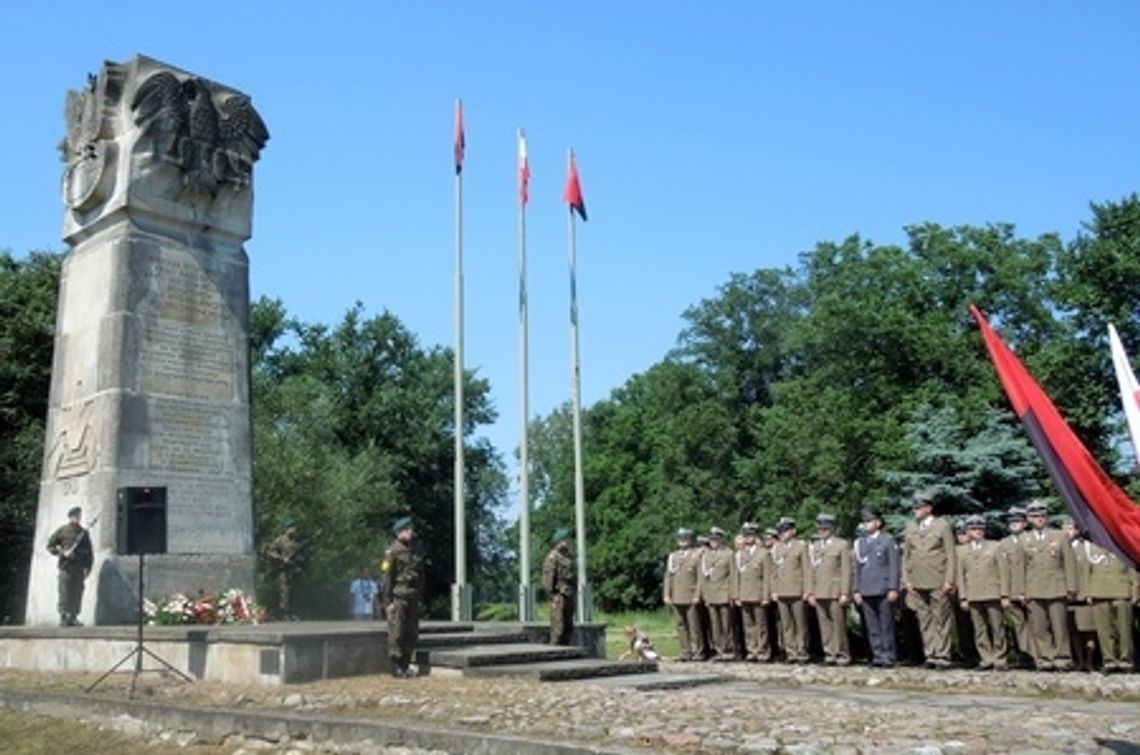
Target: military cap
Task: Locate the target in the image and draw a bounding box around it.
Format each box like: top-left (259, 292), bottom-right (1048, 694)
top-left (283, 516), bottom-right (297, 529)
top-left (953, 519), bottom-right (967, 533)
top-left (965, 514), bottom-right (986, 529)
top-left (815, 513), bottom-right (836, 528)
top-left (763, 527), bottom-right (778, 539)
top-left (67, 506), bottom-right (82, 519)
top-left (708, 526), bottom-right (726, 539)
top-left (775, 516), bottom-right (797, 532)
top-left (675, 527), bottom-right (694, 540)
top-left (861, 506), bottom-right (882, 522)
top-left (696, 535), bottom-right (709, 546)
top-left (1025, 500), bottom-right (1048, 517)
top-left (741, 522), bottom-right (759, 534)
top-left (912, 490), bottom-right (934, 507)
top-left (392, 516), bottom-right (413, 533)
top-left (552, 526), bottom-right (571, 542)
top-left (1005, 506), bottom-right (1027, 521)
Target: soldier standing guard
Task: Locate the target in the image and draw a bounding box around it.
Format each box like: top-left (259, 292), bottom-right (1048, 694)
top-left (735, 522), bottom-right (773, 661)
top-left (1083, 539), bottom-right (1139, 672)
top-left (770, 517), bottom-right (810, 663)
top-left (852, 506), bottom-right (900, 667)
top-left (663, 528), bottom-right (703, 661)
top-left (1021, 500), bottom-right (1076, 671)
top-left (381, 516), bottom-right (424, 677)
top-left (46, 506), bottom-right (94, 627)
top-left (267, 519), bottom-right (306, 621)
top-left (699, 527), bottom-right (735, 660)
top-left (807, 513), bottom-right (851, 665)
top-left (543, 527), bottom-right (577, 645)
top-left (999, 507), bottom-right (1034, 665)
top-left (957, 515), bottom-right (1010, 669)
top-left (902, 490), bottom-right (957, 668)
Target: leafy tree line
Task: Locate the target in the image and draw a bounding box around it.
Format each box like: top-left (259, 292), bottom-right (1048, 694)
top-left (3, 194), bottom-right (1139, 619)
top-left (528, 195), bottom-right (1140, 611)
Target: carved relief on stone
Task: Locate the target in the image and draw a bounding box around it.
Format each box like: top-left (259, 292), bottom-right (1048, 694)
top-left (131, 71), bottom-right (269, 203)
top-left (61, 70), bottom-right (118, 213)
top-left (47, 402), bottom-right (98, 479)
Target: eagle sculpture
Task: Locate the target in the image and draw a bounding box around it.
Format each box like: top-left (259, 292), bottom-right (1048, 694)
top-left (131, 71), bottom-right (269, 199)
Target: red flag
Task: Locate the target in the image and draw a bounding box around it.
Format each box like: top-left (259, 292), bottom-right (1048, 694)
top-left (518, 129), bottom-right (530, 207)
top-left (453, 99), bottom-right (465, 175)
top-left (971, 305), bottom-right (1140, 567)
top-left (563, 151), bottom-right (587, 221)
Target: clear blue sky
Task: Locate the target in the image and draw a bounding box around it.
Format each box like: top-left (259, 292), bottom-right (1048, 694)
top-left (3, 3), bottom-right (1139, 508)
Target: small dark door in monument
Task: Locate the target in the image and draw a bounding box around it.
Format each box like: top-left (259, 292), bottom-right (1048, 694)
top-left (116, 487), bottom-right (168, 555)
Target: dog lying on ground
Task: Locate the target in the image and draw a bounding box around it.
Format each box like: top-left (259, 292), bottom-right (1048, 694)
top-left (617, 625), bottom-right (662, 662)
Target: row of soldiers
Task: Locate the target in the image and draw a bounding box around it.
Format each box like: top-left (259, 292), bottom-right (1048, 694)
top-left (663, 493), bottom-right (1140, 671)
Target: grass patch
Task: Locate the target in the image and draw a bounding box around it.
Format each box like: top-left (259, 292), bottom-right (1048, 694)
top-left (594, 608), bottom-right (680, 660)
top-left (0, 709), bottom-right (223, 754)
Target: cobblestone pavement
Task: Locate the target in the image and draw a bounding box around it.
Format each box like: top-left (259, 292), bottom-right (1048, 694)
top-left (2, 663), bottom-right (1139, 754)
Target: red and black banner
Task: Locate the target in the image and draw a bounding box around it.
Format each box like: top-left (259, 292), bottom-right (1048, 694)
top-left (971, 305), bottom-right (1140, 567)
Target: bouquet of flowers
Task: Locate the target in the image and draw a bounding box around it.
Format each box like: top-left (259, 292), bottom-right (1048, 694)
top-left (145, 588), bottom-right (263, 625)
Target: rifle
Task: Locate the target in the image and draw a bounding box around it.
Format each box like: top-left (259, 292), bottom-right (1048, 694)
top-left (61, 515), bottom-right (97, 560)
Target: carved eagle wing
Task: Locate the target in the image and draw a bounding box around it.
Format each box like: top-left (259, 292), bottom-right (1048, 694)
top-left (131, 70), bottom-right (188, 148)
top-left (218, 95), bottom-right (270, 168)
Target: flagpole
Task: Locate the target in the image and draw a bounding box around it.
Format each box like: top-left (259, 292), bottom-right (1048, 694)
top-left (517, 128), bottom-right (534, 621)
top-left (566, 148), bottom-right (591, 623)
top-left (452, 98), bottom-right (470, 621)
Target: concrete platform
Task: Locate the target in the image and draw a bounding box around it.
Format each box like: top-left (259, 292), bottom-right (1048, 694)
top-left (0, 621), bottom-right (609, 686)
top-left (430, 642), bottom-right (587, 669)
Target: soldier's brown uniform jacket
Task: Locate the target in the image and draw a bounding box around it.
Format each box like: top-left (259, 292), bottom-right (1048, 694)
top-left (770, 538), bottom-right (808, 598)
top-left (956, 539), bottom-right (1009, 602)
top-left (998, 533), bottom-right (1026, 597)
top-left (699, 546), bottom-right (736, 605)
top-left (807, 536), bottom-right (851, 599)
top-left (664, 547), bottom-right (701, 604)
top-left (902, 516), bottom-right (956, 590)
top-left (735, 543), bottom-right (768, 603)
top-left (1022, 529), bottom-right (1076, 599)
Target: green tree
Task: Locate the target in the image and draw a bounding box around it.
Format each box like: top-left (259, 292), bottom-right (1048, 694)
top-left (0, 250), bottom-right (61, 622)
top-left (250, 299), bottom-right (508, 618)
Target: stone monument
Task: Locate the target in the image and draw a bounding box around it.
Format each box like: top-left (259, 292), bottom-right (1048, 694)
top-left (24, 55), bottom-right (269, 625)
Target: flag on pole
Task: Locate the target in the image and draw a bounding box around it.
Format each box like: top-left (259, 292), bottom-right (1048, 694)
top-left (518, 129), bottom-right (530, 207)
top-left (454, 99), bottom-right (465, 175)
top-left (1108, 323), bottom-right (1140, 468)
top-left (971, 305), bottom-right (1140, 567)
top-left (563, 151), bottom-right (587, 221)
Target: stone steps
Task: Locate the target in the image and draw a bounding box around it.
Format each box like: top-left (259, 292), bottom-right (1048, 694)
top-left (416, 632), bottom-right (528, 649)
top-left (461, 657), bottom-right (659, 681)
top-left (429, 642), bottom-right (586, 668)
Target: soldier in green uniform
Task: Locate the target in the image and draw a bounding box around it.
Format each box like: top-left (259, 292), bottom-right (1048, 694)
top-left (381, 516), bottom-right (424, 677)
top-left (902, 490), bottom-right (957, 668)
top-left (999, 506), bottom-right (1034, 666)
top-left (734, 522), bottom-right (772, 661)
top-left (46, 506), bottom-right (94, 627)
top-left (1083, 539), bottom-right (1139, 672)
top-left (267, 519), bottom-right (306, 620)
top-left (807, 513), bottom-right (851, 665)
top-left (952, 518), bottom-right (978, 667)
top-left (956, 515), bottom-right (1010, 669)
top-left (543, 527), bottom-right (576, 645)
top-left (1063, 519), bottom-right (1098, 670)
top-left (699, 526), bottom-right (735, 660)
top-left (1021, 500), bottom-right (1076, 670)
top-left (663, 528), bottom-right (703, 661)
top-left (770, 517), bottom-right (809, 663)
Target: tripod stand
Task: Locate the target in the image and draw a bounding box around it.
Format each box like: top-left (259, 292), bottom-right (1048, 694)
top-left (86, 552), bottom-right (193, 697)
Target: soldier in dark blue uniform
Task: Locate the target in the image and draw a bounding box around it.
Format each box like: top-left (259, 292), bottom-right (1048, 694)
top-left (852, 506), bottom-right (900, 667)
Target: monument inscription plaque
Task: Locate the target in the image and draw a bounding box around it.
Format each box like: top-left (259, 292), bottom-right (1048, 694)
top-left (25, 55), bottom-right (268, 625)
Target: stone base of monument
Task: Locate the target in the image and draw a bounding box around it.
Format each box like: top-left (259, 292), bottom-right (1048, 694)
top-left (0, 621), bottom-right (624, 686)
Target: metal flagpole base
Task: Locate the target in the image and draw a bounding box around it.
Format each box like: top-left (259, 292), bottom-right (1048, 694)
top-left (576, 583), bottom-right (593, 623)
top-left (450, 583), bottom-right (472, 621)
top-left (517, 584), bottom-right (536, 621)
